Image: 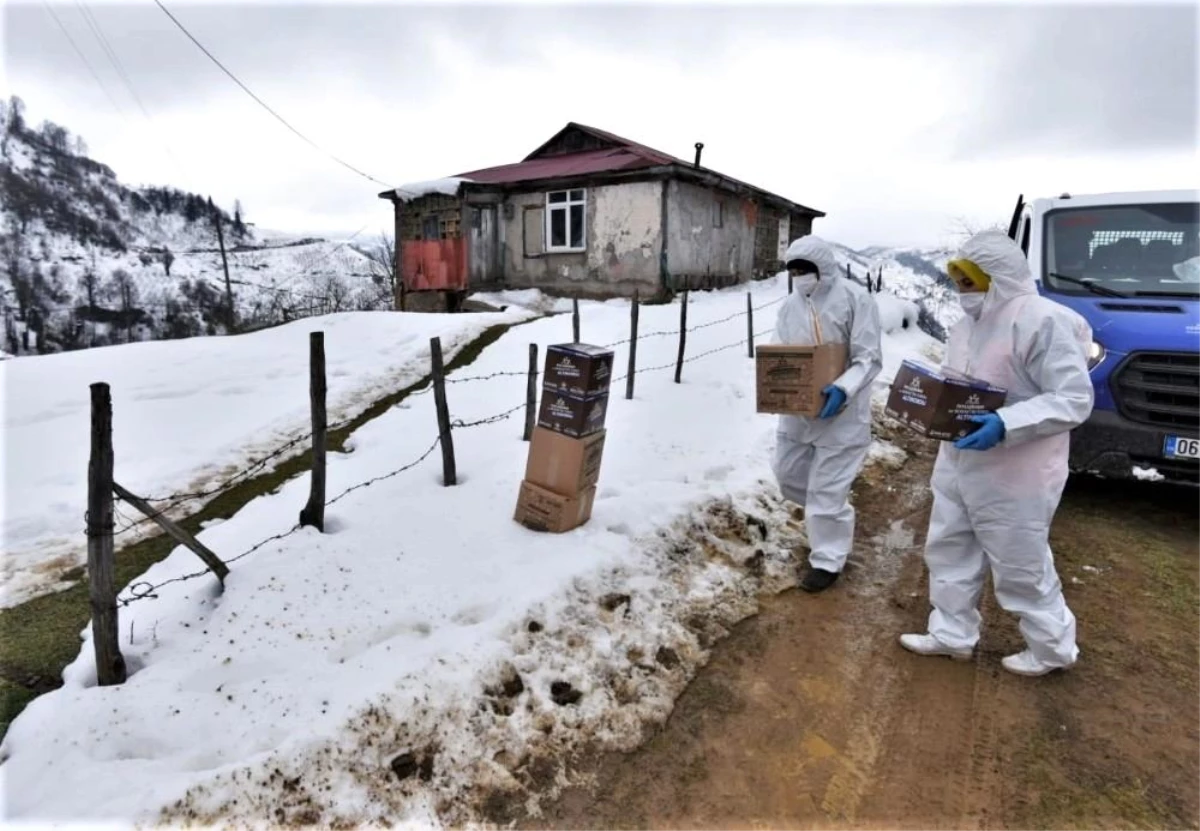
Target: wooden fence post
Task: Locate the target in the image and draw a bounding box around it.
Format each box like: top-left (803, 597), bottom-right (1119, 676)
top-left (572, 294), bottom-right (581, 343)
top-left (88, 382), bottom-right (126, 686)
top-left (626, 291), bottom-right (639, 400)
top-left (430, 337), bottom-right (457, 486)
top-left (524, 343), bottom-right (538, 441)
top-left (299, 331), bottom-right (326, 531)
top-left (674, 289), bottom-right (688, 384)
top-left (788, 272), bottom-right (794, 294)
top-left (746, 292), bottom-right (754, 358)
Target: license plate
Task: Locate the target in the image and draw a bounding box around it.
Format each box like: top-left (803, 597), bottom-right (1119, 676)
top-left (1164, 436), bottom-right (1200, 459)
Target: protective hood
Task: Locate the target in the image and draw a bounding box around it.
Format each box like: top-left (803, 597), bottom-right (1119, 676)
top-left (783, 235), bottom-right (841, 281)
top-left (955, 231), bottom-right (1037, 305)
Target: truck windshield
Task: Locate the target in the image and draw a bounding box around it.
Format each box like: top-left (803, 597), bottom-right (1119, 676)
top-left (1043, 202), bottom-right (1200, 298)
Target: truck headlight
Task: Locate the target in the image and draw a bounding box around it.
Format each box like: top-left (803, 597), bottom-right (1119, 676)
top-left (1087, 340), bottom-right (1106, 370)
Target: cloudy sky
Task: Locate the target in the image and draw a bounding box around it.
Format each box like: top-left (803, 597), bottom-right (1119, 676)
top-left (3, 0), bottom-right (1196, 249)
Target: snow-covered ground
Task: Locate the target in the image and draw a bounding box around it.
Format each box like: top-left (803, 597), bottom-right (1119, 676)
top-left (1, 307), bottom-right (537, 608)
top-left (1, 273), bottom-right (939, 826)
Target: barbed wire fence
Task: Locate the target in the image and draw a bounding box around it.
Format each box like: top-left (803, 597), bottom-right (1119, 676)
top-left (80, 285), bottom-right (795, 683)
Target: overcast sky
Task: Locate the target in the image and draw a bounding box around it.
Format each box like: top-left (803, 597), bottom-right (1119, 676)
top-left (3, 0), bottom-right (1197, 249)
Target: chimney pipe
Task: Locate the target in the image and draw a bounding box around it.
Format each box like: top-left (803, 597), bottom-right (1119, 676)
top-left (693, 142), bottom-right (704, 169)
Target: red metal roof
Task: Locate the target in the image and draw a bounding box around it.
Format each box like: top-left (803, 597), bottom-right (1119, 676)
top-left (455, 146), bottom-right (666, 185)
top-left (405, 122), bottom-right (823, 216)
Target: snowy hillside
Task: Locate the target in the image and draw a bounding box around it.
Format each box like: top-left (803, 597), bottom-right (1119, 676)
top-left (0, 97), bottom-right (390, 356)
top-left (1, 276), bottom-right (942, 826)
top-left (1, 306), bottom-right (537, 608)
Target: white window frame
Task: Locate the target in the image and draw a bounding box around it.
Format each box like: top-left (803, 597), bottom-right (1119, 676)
top-left (545, 189), bottom-right (587, 253)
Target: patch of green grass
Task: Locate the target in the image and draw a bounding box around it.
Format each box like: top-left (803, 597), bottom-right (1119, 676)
top-left (0, 677), bottom-right (41, 739)
top-left (1141, 541), bottom-right (1199, 619)
top-left (1018, 728), bottom-right (1180, 830)
top-left (0, 319), bottom-right (530, 742)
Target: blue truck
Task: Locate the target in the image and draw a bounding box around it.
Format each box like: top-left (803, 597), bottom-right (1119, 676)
top-left (1006, 190), bottom-right (1200, 483)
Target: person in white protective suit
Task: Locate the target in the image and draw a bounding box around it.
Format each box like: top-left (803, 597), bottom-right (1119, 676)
top-left (900, 230), bottom-right (1095, 677)
top-left (772, 236), bottom-right (883, 593)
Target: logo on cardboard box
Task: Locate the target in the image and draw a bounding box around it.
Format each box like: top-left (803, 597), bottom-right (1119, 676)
top-left (900, 375), bottom-right (927, 407)
top-left (553, 357), bottom-right (582, 378)
top-left (548, 398), bottom-right (573, 419)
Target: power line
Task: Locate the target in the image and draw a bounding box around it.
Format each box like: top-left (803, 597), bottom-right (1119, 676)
top-left (151, 0), bottom-right (389, 187)
top-left (72, 0), bottom-right (186, 180)
top-left (40, 0), bottom-right (127, 120)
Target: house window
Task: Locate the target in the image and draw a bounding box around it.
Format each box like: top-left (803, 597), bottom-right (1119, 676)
top-left (422, 214), bottom-right (440, 241)
top-left (713, 201), bottom-right (724, 228)
top-left (546, 189), bottom-right (586, 251)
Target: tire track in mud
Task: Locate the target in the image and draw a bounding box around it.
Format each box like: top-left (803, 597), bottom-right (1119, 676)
top-left (520, 434), bottom-right (948, 830)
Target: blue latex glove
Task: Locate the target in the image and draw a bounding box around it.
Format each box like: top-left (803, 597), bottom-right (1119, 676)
top-left (953, 413), bottom-right (1006, 450)
top-left (818, 385), bottom-right (847, 419)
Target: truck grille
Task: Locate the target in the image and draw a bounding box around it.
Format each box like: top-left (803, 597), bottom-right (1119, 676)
top-left (1112, 352), bottom-right (1200, 429)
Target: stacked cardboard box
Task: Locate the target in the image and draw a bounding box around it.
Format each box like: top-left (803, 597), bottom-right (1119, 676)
top-left (515, 344), bottom-right (615, 533)
top-left (884, 359), bottom-right (1008, 441)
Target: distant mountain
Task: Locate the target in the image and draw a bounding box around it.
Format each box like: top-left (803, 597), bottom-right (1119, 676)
top-left (0, 96), bottom-right (389, 356)
top-left (828, 241), bottom-right (961, 342)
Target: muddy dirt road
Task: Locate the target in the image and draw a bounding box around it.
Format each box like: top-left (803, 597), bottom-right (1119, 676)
top-left (523, 437), bottom-right (1199, 831)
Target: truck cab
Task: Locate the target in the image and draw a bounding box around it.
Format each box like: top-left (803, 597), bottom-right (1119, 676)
top-left (1010, 190), bottom-right (1200, 483)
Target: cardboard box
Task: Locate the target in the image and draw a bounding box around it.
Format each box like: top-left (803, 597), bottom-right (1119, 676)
top-left (543, 344), bottom-right (615, 398)
top-left (884, 359), bottom-right (1008, 441)
top-left (525, 427), bottom-right (606, 496)
top-left (514, 480), bottom-right (596, 533)
top-left (537, 390), bottom-right (609, 438)
top-left (755, 343), bottom-right (849, 417)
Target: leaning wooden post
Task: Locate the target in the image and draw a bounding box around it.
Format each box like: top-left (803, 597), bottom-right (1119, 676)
top-left (746, 292), bottom-right (754, 358)
top-left (113, 483), bottom-right (229, 582)
top-left (572, 294), bottom-right (581, 343)
top-left (626, 291), bottom-right (640, 400)
top-left (88, 382), bottom-right (126, 686)
top-left (430, 337), bottom-right (457, 486)
top-left (674, 289), bottom-right (689, 384)
top-left (524, 343), bottom-right (538, 441)
top-left (299, 332), bottom-right (327, 531)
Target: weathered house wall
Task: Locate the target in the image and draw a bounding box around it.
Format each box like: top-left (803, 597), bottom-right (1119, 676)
top-left (664, 180), bottom-right (756, 290)
top-left (501, 180), bottom-right (663, 298)
top-left (395, 194), bottom-right (467, 293)
top-left (751, 205), bottom-right (816, 276)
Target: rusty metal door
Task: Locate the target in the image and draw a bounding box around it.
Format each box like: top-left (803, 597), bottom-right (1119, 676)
top-left (468, 205), bottom-right (499, 286)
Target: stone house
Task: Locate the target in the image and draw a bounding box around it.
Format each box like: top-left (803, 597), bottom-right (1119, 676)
top-left (377, 122), bottom-right (823, 304)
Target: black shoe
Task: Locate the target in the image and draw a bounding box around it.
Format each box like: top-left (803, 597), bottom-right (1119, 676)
top-left (800, 567), bottom-right (839, 593)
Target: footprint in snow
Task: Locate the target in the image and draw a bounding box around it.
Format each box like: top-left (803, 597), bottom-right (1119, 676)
top-left (704, 464), bottom-right (734, 482)
top-left (452, 602), bottom-right (497, 627)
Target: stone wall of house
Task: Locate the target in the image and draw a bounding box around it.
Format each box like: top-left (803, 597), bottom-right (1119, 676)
top-left (499, 181), bottom-right (663, 298)
top-left (663, 179), bottom-right (757, 290)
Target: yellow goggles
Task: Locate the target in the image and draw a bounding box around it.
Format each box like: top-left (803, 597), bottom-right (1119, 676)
top-left (947, 259), bottom-right (991, 293)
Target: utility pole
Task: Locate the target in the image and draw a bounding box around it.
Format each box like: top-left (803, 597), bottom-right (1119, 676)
top-left (209, 196), bottom-right (234, 332)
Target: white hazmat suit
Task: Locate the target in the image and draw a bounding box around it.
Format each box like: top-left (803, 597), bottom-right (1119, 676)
top-left (921, 231), bottom-right (1094, 671)
top-left (772, 236), bottom-right (883, 575)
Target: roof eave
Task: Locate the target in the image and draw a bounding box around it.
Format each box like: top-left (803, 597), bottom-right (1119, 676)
top-left (669, 165), bottom-right (825, 216)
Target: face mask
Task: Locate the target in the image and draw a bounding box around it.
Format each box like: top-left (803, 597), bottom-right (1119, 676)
top-left (793, 274), bottom-right (819, 295)
top-left (959, 292), bottom-right (986, 319)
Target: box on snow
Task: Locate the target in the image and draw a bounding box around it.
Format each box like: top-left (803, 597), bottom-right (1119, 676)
top-left (884, 359), bottom-right (1008, 441)
top-left (514, 480), bottom-right (596, 533)
top-left (537, 389), bottom-right (609, 439)
top-left (755, 343), bottom-right (849, 417)
top-left (543, 343), bottom-right (614, 398)
top-left (525, 427), bottom-right (606, 496)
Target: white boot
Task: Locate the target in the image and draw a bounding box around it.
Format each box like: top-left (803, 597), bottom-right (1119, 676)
top-left (899, 633), bottom-right (973, 661)
top-left (1001, 650), bottom-right (1075, 677)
